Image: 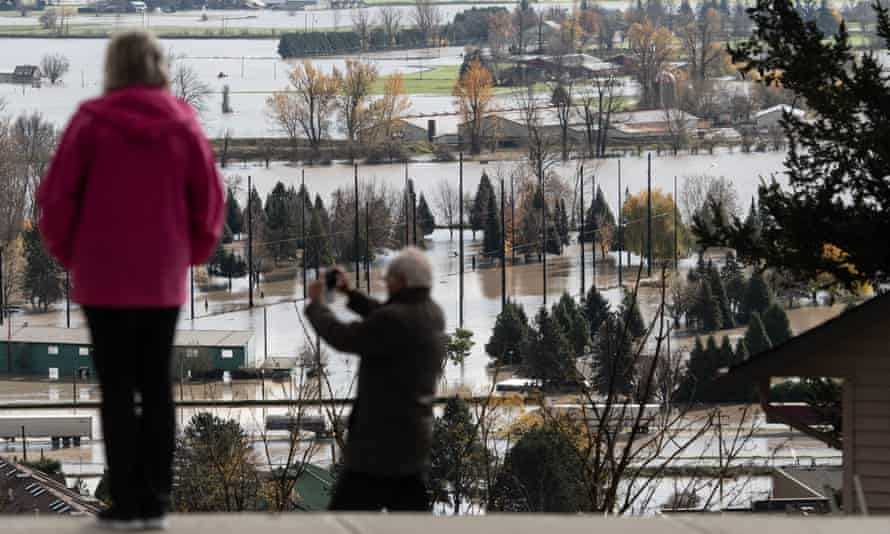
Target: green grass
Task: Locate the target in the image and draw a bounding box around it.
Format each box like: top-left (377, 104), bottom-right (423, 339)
top-left (372, 64), bottom-right (460, 95)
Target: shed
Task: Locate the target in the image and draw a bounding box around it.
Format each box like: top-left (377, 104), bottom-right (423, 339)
top-left (720, 294), bottom-right (890, 514)
top-left (0, 326), bottom-right (255, 378)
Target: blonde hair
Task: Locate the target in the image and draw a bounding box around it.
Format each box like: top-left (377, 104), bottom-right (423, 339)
top-left (103, 31), bottom-right (169, 93)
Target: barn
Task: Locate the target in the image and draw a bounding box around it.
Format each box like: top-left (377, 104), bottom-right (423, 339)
top-left (0, 326), bottom-right (255, 379)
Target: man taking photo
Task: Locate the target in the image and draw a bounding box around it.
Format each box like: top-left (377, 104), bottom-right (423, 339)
top-left (305, 246), bottom-right (445, 511)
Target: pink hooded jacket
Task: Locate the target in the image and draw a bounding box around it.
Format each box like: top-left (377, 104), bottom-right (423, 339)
top-left (37, 86), bottom-right (225, 308)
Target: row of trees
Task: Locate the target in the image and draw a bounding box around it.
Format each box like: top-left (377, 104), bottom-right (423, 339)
top-left (209, 177), bottom-right (437, 280)
top-left (267, 59), bottom-right (411, 159)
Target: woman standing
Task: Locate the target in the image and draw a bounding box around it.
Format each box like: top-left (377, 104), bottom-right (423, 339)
top-left (37, 31), bottom-right (224, 530)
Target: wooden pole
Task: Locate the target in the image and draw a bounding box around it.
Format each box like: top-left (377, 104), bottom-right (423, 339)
top-left (580, 164), bottom-right (585, 298)
top-left (247, 175), bottom-right (254, 308)
top-left (459, 152), bottom-right (464, 328)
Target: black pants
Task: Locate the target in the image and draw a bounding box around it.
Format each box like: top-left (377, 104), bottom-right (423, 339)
top-left (328, 470), bottom-right (430, 511)
top-left (85, 307), bottom-right (179, 516)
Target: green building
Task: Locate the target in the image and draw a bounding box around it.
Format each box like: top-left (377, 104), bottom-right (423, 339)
top-left (0, 326), bottom-right (255, 379)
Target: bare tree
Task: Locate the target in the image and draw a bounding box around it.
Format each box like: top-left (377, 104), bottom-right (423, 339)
top-left (336, 59), bottom-right (378, 156)
top-left (434, 179), bottom-right (459, 240)
top-left (40, 53), bottom-right (70, 85)
top-left (412, 0), bottom-right (442, 44)
top-left (351, 8), bottom-right (373, 52)
top-left (169, 54), bottom-right (212, 114)
top-left (379, 6), bottom-right (402, 48)
top-left (0, 119), bottom-right (29, 309)
top-left (254, 355), bottom-right (323, 511)
top-left (514, 85), bottom-right (559, 184)
top-left (549, 81), bottom-right (575, 161)
top-left (267, 60), bottom-right (340, 157)
top-left (578, 73), bottom-right (622, 158)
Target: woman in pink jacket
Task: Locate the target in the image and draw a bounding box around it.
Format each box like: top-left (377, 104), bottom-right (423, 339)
top-left (37, 31), bottom-right (224, 530)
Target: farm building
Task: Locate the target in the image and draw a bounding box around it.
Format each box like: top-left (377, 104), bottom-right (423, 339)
top-left (0, 326), bottom-right (255, 378)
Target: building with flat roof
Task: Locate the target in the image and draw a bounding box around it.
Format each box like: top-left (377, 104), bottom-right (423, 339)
top-left (0, 326), bottom-right (255, 378)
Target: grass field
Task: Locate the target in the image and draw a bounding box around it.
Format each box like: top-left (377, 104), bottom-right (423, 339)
top-left (372, 64), bottom-right (460, 95)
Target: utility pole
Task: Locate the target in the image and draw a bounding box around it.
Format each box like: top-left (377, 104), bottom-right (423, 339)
top-left (580, 165), bottom-right (585, 298)
top-left (510, 174), bottom-right (515, 264)
top-left (674, 175), bottom-right (679, 272)
top-left (592, 173), bottom-right (596, 286)
top-left (301, 169), bottom-right (307, 299)
top-left (501, 177), bottom-right (506, 311)
top-left (617, 161), bottom-right (622, 288)
top-left (247, 175), bottom-right (254, 308)
top-left (365, 201), bottom-right (370, 293)
top-left (540, 160), bottom-right (546, 307)
top-left (264, 307), bottom-right (268, 358)
top-left (190, 267), bottom-right (194, 321)
top-left (404, 163), bottom-right (410, 247)
top-left (459, 152), bottom-right (464, 328)
top-left (354, 164), bottom-right (360, 288)
top-left (412, 192), bottom-right (417, 246)
top-left (647, 152), bottom-right (653, 278)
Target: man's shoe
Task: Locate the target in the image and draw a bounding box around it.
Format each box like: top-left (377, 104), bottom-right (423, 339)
top-left (141, 515), bottom-right (169, 531)
top-left (96, 508), bottom-right (142, 531)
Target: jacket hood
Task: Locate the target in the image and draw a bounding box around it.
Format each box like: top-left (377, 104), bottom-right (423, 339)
top-left (80, 86), bottom-right (197, 142)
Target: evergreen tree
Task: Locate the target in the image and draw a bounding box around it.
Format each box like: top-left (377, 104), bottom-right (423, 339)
top-left (225, 187), bottom-right (244, 236)
top-left (552, 293), bottom-right (589, 358)
top-left (762, 302), bottom-right (793, 346)
top-left (517, 185), bottom-right (562, 257)
top-left (740, 270), bottom-right (772, 324)
top-left (708, 264), bottom-right (735, 329)
top-left (744, 312), bottom-right (773, 356)
top-left (524, 307), bottom-right (575, 388)
top-left (172, 413), bottom-right (262, 512)
top-left (470, 171), bottom-right (495, 237)
top-left (592, 314), bottom-right (635, 396)
top-left (22, 226), bottom-right (63, 312)
top-left (430, 397), bottom-right (487, 514)
top-left (306, 206), bottom-right (333, 269)
top-left (678, 337), bottom-right (707, 401)
top-left (482, 192), bottom-right (503, 259)
top-left (265, 181), bottom-right (295, 263)
top-left (314, 194), bottom-right (331, 231)
top-left (491, 424), bottom-right (586, 512)
top-left (208, 241), bottom-right (247, 279)
top-left (581, 186), bottom-right (617, 260)
top-left (221, 223), bottom-right (234, 245)
top-left (692, 280), bottom-right (723, 332)
top-left (735, 337), bottom-right (749, 361)
top-left (583, 286), bottom-right (611, 340)
top-left (417, 193), bottom-right (436, 236)
top-left (620, 290), bottom-right (646, 339)
top-left (485, 301), bottom-right (530, 365)
top-left (718, 335), bottom-right (735, 369)
top-left (720, 335), bottom-right (752, 401)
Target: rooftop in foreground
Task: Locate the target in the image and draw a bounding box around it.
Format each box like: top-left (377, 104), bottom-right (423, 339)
top-left (4, 515), bottom-right (889, 534)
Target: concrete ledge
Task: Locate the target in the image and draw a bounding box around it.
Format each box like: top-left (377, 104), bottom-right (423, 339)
top-left (3, 514), bottom-right (889, 534)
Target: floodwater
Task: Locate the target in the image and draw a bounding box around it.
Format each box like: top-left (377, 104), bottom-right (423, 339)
top-left (10, 144), bottom-right (837, 395)
top-left (0, 38), bottom-right (469, 137)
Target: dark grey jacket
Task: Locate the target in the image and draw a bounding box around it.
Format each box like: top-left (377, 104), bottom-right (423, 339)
top-left (305, 287), bottom-right (445, 476)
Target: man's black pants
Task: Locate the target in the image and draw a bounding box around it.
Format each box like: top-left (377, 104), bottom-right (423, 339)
top-left (85, 307), bottom-right (179, 516)
top-left (329, 470), bottom-right (430, 511)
